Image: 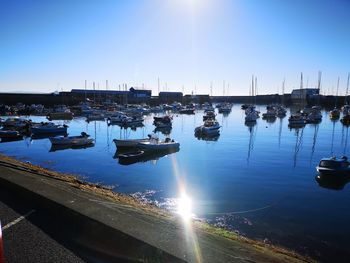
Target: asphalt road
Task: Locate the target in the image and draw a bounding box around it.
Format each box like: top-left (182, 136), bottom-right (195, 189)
top-left (0, 186), bottom-right (85, 263)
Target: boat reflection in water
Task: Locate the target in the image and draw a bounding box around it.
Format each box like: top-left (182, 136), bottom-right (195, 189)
top-left (114, 147), bottom-right (179, 165)
top-left (31, 132), bottom-right (67, 140)
top-left (315, 174), bottom-right (350, 190)
top-left (154, 126), bottom-right (172, 135)
top-left (108, 122), bottom-right (144, 131)
top-left (49, 143), bottom-right (95, 152)
top-left (0, 136), bottom-right (23, 143)
top-left (194, 132), bottom-right (220, 141)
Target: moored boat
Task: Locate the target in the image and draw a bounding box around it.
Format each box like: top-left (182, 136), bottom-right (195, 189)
top-left (330, 108), bottom-right (340, 120)
top-left (47, 105), bottom-right (73, 120)
top-left (316, 156), bottom-right (350, 176)
top-left (288, 114), bottom-right (305, 126)
top-left (341, 114), bottom-right (350, 125)
top-left (49, 132), bottom-right (94, 146)
top-left (137, 137), bottom-right (180, 151)
top-left (203, 111), bottom-right (216, 121)
top-left (113, 135), bottom-right (154, 148)
top-left (195, 119), bottom-right (221, 136)
top-left (31, 122), bottom-right (68, 135)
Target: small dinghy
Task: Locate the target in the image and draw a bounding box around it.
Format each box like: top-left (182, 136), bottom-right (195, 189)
top-left (49, 132), bottom-right (94, 146)
top-left (316, 156), bottom-right (350, 176)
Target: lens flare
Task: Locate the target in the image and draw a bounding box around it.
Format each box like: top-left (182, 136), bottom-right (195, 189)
top-left (177, 192), bottom-right (193, 222)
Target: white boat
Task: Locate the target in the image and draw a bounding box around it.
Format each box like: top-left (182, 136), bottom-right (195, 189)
top-left (113, 137), bottom-right (152, 148)
top-left (137, 138), bottom-right (180, 151)
top-left (49, 132), bottom-right (94, 146)
top-left (195, 119), bottom-right (221, 135)
top-left (31, 122), bottom-right (68, 135)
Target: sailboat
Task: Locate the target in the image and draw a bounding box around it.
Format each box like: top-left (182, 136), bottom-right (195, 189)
top-left (245, 75), bottom-right (260, 123)
top-left (330, 77), bottom-right (341, 120)
top-left (289, 73), bottom-right (306, 127)
top-left (341, 74), bottom-right (350, 124)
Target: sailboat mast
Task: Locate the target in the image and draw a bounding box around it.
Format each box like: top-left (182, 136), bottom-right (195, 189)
top-left (84, 80), bottom-right (87, 101)
top-left (335, 77), bottom-right (340, 107)
top-left (251, 75), bottom-right (254, 104)
top-left (255, 77), bottom-right (257, 104)
top-left (300, 72), bottom-right (303, 106)
top-left (346, 73), bottom-right (350, 105)
top-left (282, 78), bottom-right (285, 105)
top-left (93, 82), bottom-right (96, 104)
top-left (106, 80), bottom-right (108, 102)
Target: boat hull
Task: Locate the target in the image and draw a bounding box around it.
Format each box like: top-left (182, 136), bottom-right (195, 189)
top-left (316, 166), bottom-right (350, 176)
top-left (113, 138), bottom-right (150, 148)
top-left (50, 136), bottom-right (94, 146)
top-left (137, 142), bottom-right (180, 151)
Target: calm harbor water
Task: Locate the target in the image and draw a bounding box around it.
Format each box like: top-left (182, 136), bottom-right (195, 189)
top-left (1, 105), bottom-right (350, 262)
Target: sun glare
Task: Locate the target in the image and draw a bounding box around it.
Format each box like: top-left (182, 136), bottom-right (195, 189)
top-left (172, 0), bottom-right (211, 15)
top-left (177, 192), bottom-right (193, 222)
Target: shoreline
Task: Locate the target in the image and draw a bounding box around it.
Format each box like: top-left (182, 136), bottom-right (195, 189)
top-left (0, 154), bottom-right (314, 262)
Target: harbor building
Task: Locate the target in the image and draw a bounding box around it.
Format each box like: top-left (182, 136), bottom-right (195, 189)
top-left (291, 88), bottom-right (319, 104)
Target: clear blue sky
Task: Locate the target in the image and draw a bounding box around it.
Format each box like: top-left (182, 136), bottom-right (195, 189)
top-left (1, 0), bottom-right (349, 95)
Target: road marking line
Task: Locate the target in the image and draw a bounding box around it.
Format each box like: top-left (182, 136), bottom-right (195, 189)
top-left (2, 210), bottom-right (35, 231)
